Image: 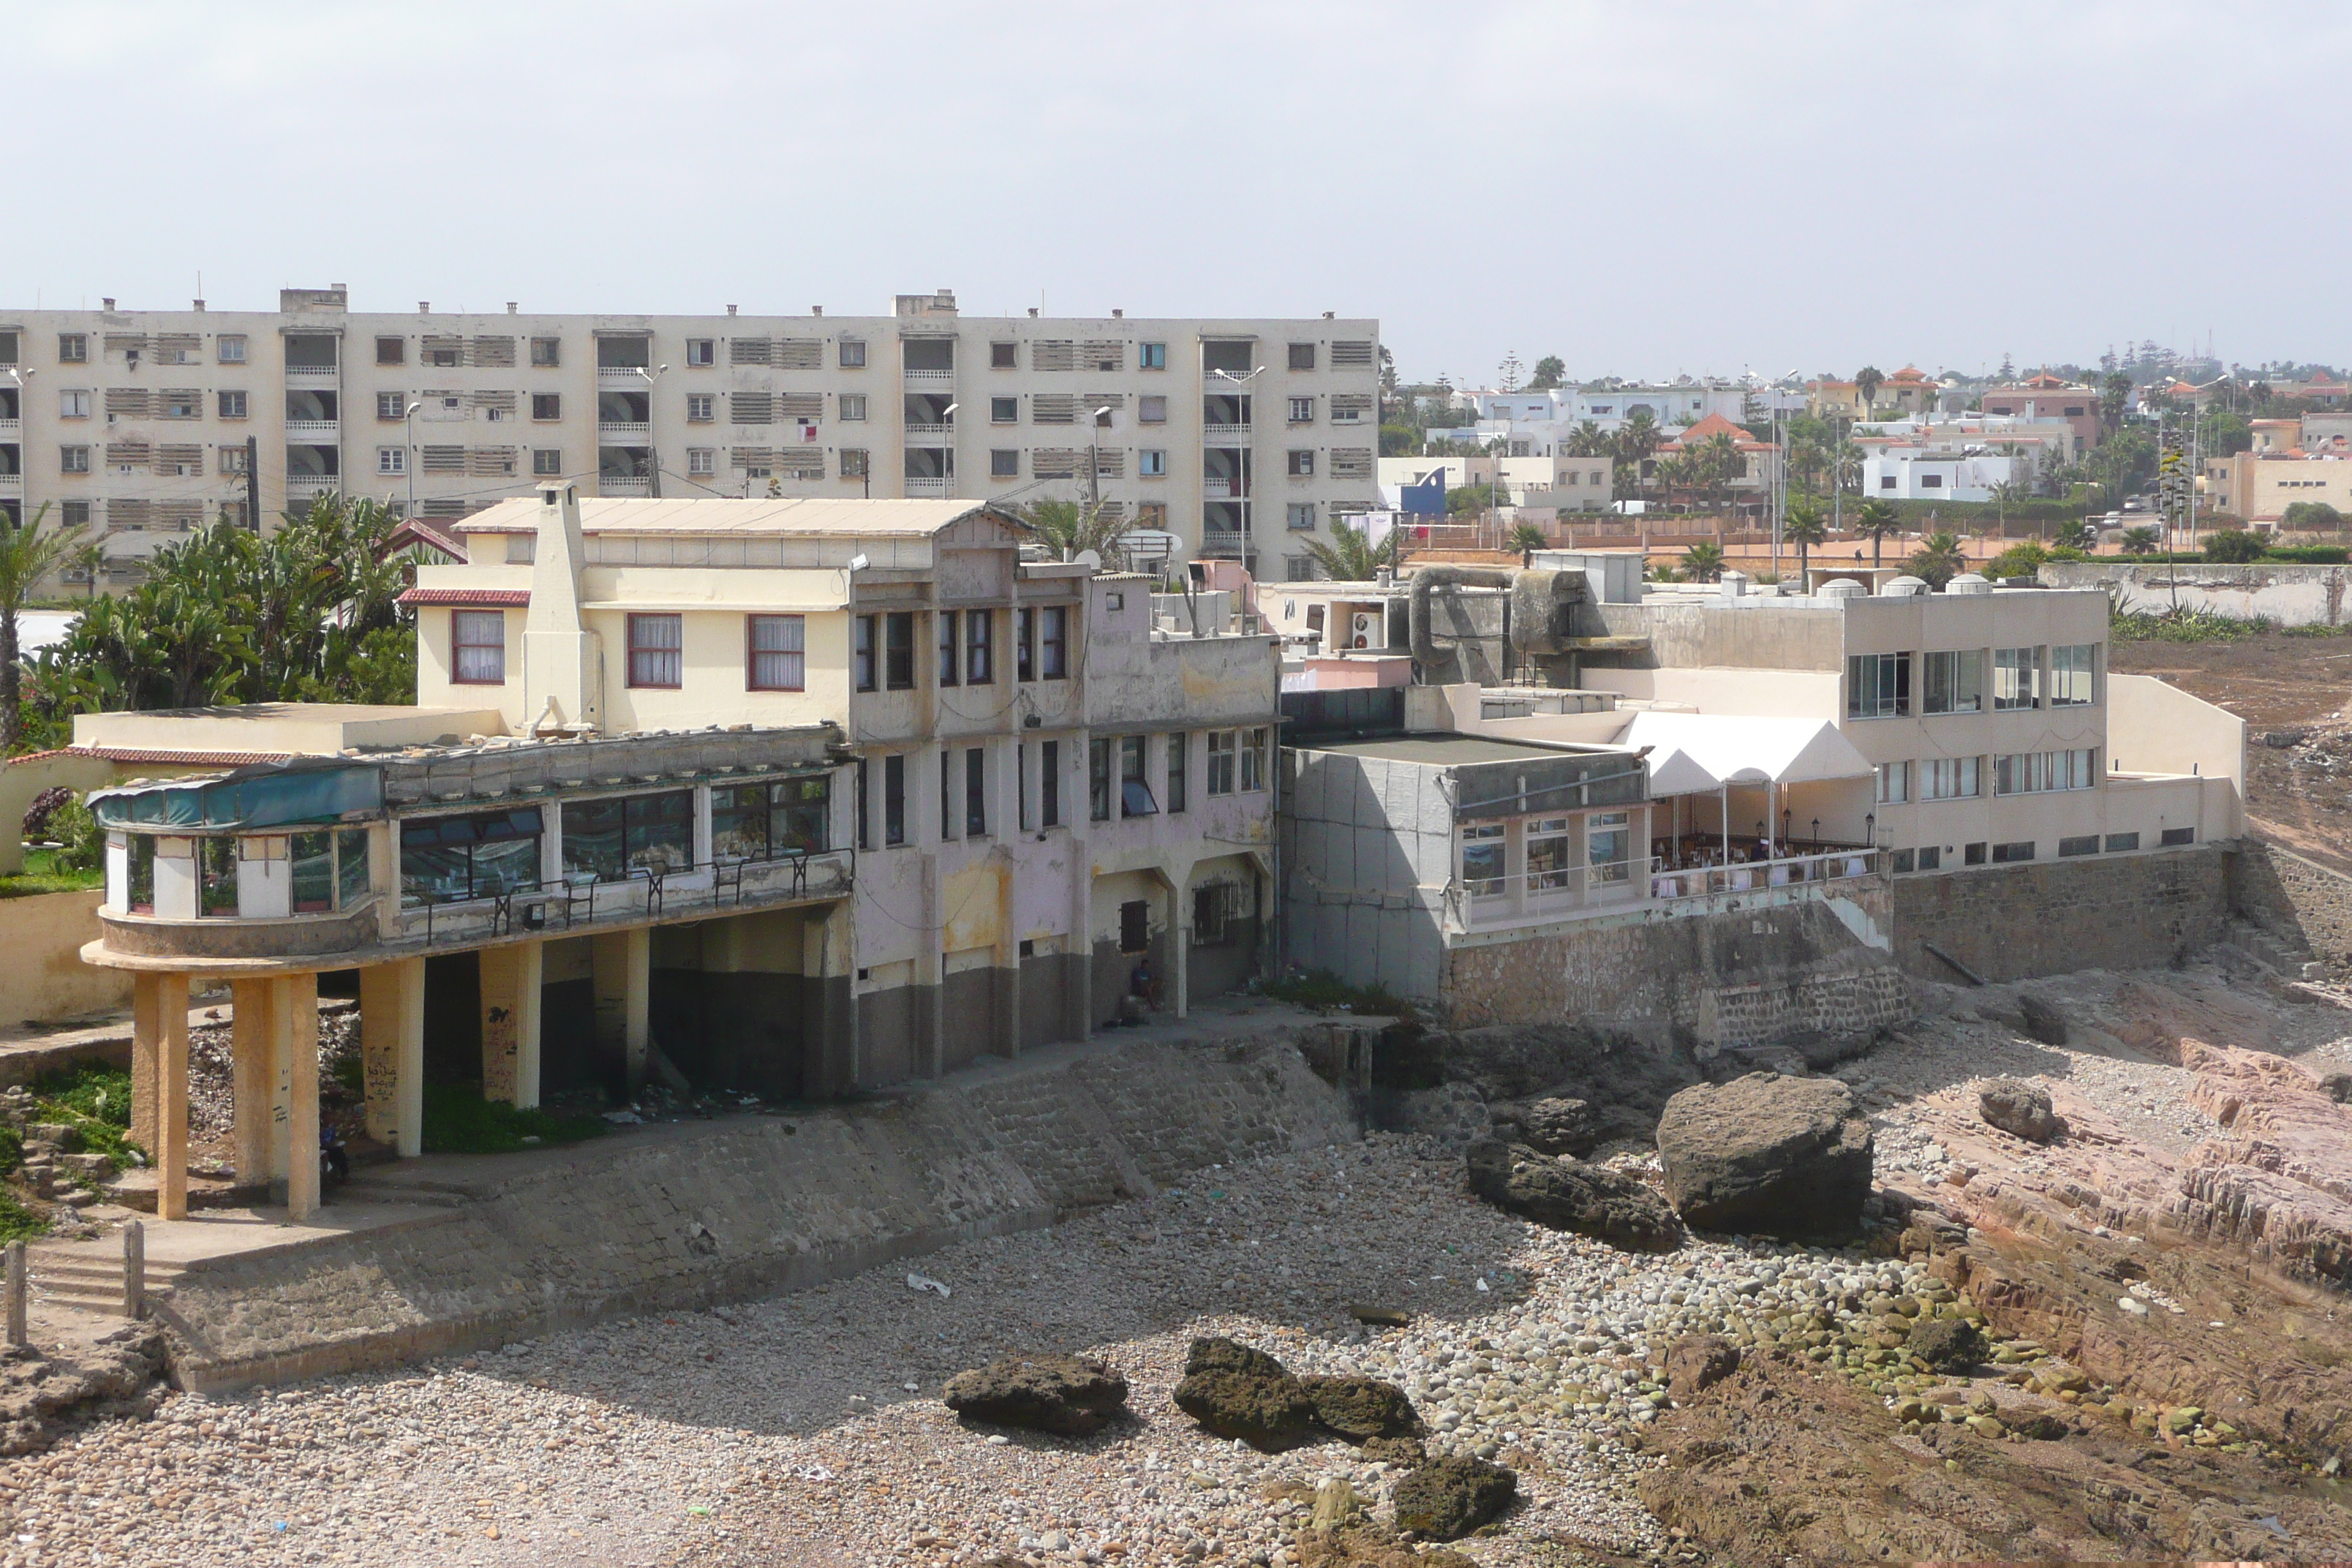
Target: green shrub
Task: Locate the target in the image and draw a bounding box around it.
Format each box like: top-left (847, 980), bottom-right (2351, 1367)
top-left (1263, 968), bottom-right (1413, 1019)
top-left (419, 1083), bottom-right (606, 1156)
top-left (27, 1063), bottom-right (138, 1168)
top-left (0, 1188), bottom-right (46, 1245)
top-left (2263, 544), bottom-right (2350, 564)
top-left (0, 1123), bottom-right (20, 1176)
top-left (2204, 528), bottom-right (2266, 563)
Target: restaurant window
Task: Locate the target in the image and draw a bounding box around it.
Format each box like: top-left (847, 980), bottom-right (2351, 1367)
top-left (452, 610), bottom-right (505, 684)
top-left (1845, 651), bottom-right (1911, 719)
top-left (627, 613), bottom-right (682, 689)
top-left (1166, 732), bottom-right (1188, 814)
top-left (200, 838), bottom-right (239, 916)
top-left (884, 755), bottom-right (906, 846)
top-left (1921, 649), bottom-right (1982, 715)
top-left (2049, 643), bottom-right (2097, 706)
top-left (1527, 816), bottom-right (1573, 893)
top-left (936, 610), bottom-right (960, 687)
top-left (1460, 823), bottom-right (1506, 900)
top-left (1041, 740), bottom-right (1062, 827)
top-left (712, 774), bottom-right (832, 861)
top-left (126, 834), bottom-right (157, 913)
top-left (1587, 811), bottom-right (1632, 884)
top-left (400, 808), bottom-right (543, 902)
top-left (747, 614), bottom-right (806, 691)
top-left (1993, 646), bottom-right (2040, 710)
top-left (291, 832), bottom-right (336, 913)
top-left (1120, 735), bottom-right (1157, 817)
top-left (884, 611), bottom-right (916, 690)
top-left (1089, 738), bottom-right (1113, 821)
top-left (965, 608), bottom-right (993, 685)
top-left (560, 792), bottom-right (692, 880)
top-left (1039, 605), bottom-right (1068, 679)
top-left (337, 828), bottom-right (369, 909)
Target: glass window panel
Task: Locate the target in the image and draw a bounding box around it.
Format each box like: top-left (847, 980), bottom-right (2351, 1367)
top-left (199, 838), bottom-right (238, 916)
top-left (711, 783), bottom-right (769, 860)
top-left (291, 831), bottom-right (333, 913)
top-left (337, 829), bottom-right (370, 909)
top-left (1461, 824), bottom-right (1506, 898)
top-left (127, 834), bottom-right (155, 913)
top-left (627, 614), bottom-right (682, 688)
top-left (626, 791), bottom-right (693, 872)
top-left (472, 834), bottom-right (540, 894)
top-left (562, 798), bottom-right (626, 881)
top-left (771, 775), bottom-right (831, 855)
top-left (1166, 733), bottom-right (1188, 814)
top-left (749, 615), bottom-right (805, 691)
top-left (452, 611), bottom-right (505, 684)
top-left (1588, 811), bottom-right (1631, 883)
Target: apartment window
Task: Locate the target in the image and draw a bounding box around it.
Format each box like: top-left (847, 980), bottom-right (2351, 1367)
top-left (1460, 822), bottom-right (1507, 899)
top-left (842, 448), bottom-right (870, 478)
top-left (425, 341), bottom-right (461, 369)
top-left (965, 608), bottom-right (993, 685)
top-left (59, 445), bottom-right (88, 475)
top-left (2161, 826), bottom-right (2195, 846)
top-left (1286, 556), bottom-right (1317, 581)
top-left (990, 396), bottom-right (1018, 423)
top-left (1241, 728), bottom-right (1266, 791)
top-left (163, 390), bottom-right (202, 420)
top-left (1131, 448), bottom-right (1165, 478)
top-left (1288, 342), bottom-right (1316, 372)
top-left (2059, 834), bottom-right (2100, 858)
top-left (1914, 846), bottom-right (1941, 870)
top-left (747, 614), bottom-right (806, 690)
top-left (1108, 735), bottom-right (1152, 818)
top-left (219, 445), bottom-right (249, 475)
top-left (991, 342), bottom-right (1018, 369)
top-left (1962, 841), bottom-right (1988, 866)
top-left (837, 393), bottom-right (867, 423)
top-left (216, 335), bottom-right (246, 364)
top-left (1921, 473), bottom-right (1944, 489)
top-left (59, 389), bottom-right (88, 419)
top-left (1041, 740), bottom-right (1061, 827)
top-left (2049, 643), bottom-right (2097, 706)
top-left (1015, 607), bottom-right (1035, 681)
top-left (374, 392), bottom-right (404, 421)
top-left (375, 336), bottom-right (405, 366)
top-left (57, 333), bottom-right (86, 364)
top-left (1139, 342), bottom-right (1166, 370)
top-left (377, 446), bottom-right (405, 475)
top-left (966, 748), bottom-right (988, 838)
top-left (938, 755), bottom-right (957, 841)
top-left (2105, 832), bottom-right (2141, 852)
top-left (1207, 731), bottom-right (1236, 795)
top-left (626, 613), bottom-right (683, 689)
top-left (1846, 651), bottom-right (1911, 719)
top-left (1993, 747), bottom-right (2097, 795)
top-left (1874, 760), bottom-right (1911, 804)
top-left (1993, 646), bottom-right (2041, 710)
top-left (1991, 840), bottom-right (2036, 864)
top-left (1166, 731), bottom-right (1188, 814)
top-left (686, 394), bottom-right (715, 423)
top-left (1089, 738), bottom-right (1113, 822)
top-left (1286, 503), bottom-right (1314, 531)
top-left (532, 393), bottom-right (562, 421)
top-left (854, 614), bottom-right (877, 691)
top-left (533, 448), bottom-right (562, 475)
top-left (685, 339), bottom-right (715, 367)
top-left (1288, 450), bottom-right (1314, 477)
top-left (883, 611), bottom-right (916, 690)
top-left (937, 610), bottom-right (960, 687)
top-left (1919, 755), bottom-right (1980, 799)
top-left (1288, 396), bottom-right (1315, 424)
top-left (839, 339), bottom-right (867, 369)
top-left (1039, 604), bottom-right (1067, 679)
top-left (883, 755), bottom-right (906, 845)
top-left (687, 447), bottom-right (715, 476)
top-left (1139, 395), bottom-right (1167, 425)
top-left (991, 449), bottom-right (1019, 478)
top-left (529, 337), bottom-right (561, 368)
top-left (1921, 649), bottom-right (1983, 715)
top-left (452, 611), bottom-right (506, 683)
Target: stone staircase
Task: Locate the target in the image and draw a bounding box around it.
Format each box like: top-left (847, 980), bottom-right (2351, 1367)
top-left (26, 1240), bottom-right (185, 1318)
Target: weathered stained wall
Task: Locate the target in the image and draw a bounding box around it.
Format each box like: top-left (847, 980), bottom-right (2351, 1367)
top-left (0, 890), bottom-right (132, 1025)
top-left (1594, 600), bottom-right (1844, 671)
top-left (154, 1026), bottom-right (1360, 1392)
top-left (1441, 878), bottom-right (1909, 1047)
top-left (1892, 844), bottom-right (2234, 984)
top-left (2229, 842), bottom-right (2352, 968)
top-left (2043, 561), bottom-right (2352, 627)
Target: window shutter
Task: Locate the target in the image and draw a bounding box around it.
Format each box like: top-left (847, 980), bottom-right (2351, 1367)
top-left (729, 446), bottom-right (774, 470)
top-left (730, 337), bottom-right (772, 366)
top-left (1331, 448), bottom-right (1374, 479)
top-left (1081, 341), bottom-right (1124, 372)
top-left (1030, 448), bottom-right (1079, 478)
top-left (1030, 393), bottom-right (1076, 424)
top-left (105, 439), bottom-right (152, 466)
top-left (471, 390), bottom-right (518, 418)
top-left (1330, 341), bottom-right (1375, 368)
top-left (154, 443), bottom-right (201, 475)
top-left (1030, 340), bottom-right (1075, 372)
top-left (776, 393), bottom-right (822, 421)
top-left (470, 446), bottom-right (519, 475)
top-left (1093, 449), bottom-right (1125, 479)
top-left (731, 392), bottom-right (774, 424)
top-left (775, 339), bottom-right (823, 370)
top-left (777, 448), bottom-right (825, 477)
top-left (107, 499), bottom-right (152, 529)
top-left (421, 445), bottom-right (466, 473)
top-left (470, 336), bottom-right (517, 367)
top-left (105, 388), bottom-right (151, 419)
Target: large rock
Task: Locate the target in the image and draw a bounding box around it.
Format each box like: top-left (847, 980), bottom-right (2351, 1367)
top-left (1171, 1338), bottom-right (1316, 1450)
top-left (1904, 1317), bottom-right (1985, 1373)
top-left (1464, 1139), bottom-right (1683, 1251)
top-left (1979, 1078), bottom-right (2062, 1143)
top-left (1493, 1095), bottom-right (1599, 1156)
top-left (1298, 1375), bottom-right (1417, 1441)
top-left (1662, 1335), bottom-right (1741, 1401)
top-left (1390, 1454), bottom-right (1516, 1539)
top-left (941, 1353), bottom-right (1129, 1436)
top-left (1655, 1073), bottom-right (1874, 1240)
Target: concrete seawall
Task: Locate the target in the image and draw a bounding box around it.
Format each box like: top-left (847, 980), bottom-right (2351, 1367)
top-left (153, 1017), bottom-right (1358, 1392)
top-left (2041, 561), bottom-right (2351, 627)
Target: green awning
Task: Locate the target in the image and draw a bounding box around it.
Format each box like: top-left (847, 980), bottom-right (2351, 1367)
top-left (91, 761), bottom-right (382, 831)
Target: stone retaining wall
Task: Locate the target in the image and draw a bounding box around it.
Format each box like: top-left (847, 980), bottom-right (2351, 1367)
top-left (154, 1026), bottom-right (1357, 1393)
top-left (1892, 845), bottom-right (2234, 984)
top-left (2229, 842), bottom-right (2352, 966)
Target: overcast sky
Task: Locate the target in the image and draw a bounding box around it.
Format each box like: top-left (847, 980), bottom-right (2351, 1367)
top-left (10, 1), bottom-right (2345, 386)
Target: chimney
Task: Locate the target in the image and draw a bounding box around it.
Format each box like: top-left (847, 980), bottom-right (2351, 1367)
top-left (1112, 308), bottom-right (1123, 319)
top-left (726, 304), bottom-right (738, 317)
top-left (418, 301), bottom-right (430, 313)
top-left (1323, 310), bottom-right (1335, 320)
top-left (812, 306), bottom-right (823, 317)
top-left (1028, 307), bottom-right (1039, 318)
top-left (507, 301), bottom-right (518, 314)
top-left (192, 299), bottom-right (205, 312)
top-left (524, 482), bottom-right (596, 734)
top-left (101, 298), bottom-right (114, 311)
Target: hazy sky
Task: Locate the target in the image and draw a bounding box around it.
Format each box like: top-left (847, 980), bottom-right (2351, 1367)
top-left (10, 1), bottom-right (2345, 386)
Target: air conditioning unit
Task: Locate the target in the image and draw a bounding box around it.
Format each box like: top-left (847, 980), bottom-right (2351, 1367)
top-left (1349, 611), bottom-right (1381, 649)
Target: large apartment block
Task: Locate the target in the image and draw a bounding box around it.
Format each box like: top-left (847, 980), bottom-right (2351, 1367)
top-left (0, 287), bottom-right (1381, 584)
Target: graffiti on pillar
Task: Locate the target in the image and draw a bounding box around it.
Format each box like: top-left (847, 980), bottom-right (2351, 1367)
top-left (483, 1002), bottom-right (518, 1103)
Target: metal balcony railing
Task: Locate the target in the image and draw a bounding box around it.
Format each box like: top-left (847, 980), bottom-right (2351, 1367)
top-left (396, 851), bottom-right (851, 949)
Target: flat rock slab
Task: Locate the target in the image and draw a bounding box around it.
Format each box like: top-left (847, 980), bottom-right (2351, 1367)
top-left (1656, 1073), bottom-right (1873, 1240)
top-left (1465, 1139), bottom-right (1683, 1251)
top-left (942, 1352), bottom-right (1129, 1435)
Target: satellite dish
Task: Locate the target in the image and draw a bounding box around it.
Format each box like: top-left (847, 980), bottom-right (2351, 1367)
top-left (1073, 549), bottom-right (1103, 571)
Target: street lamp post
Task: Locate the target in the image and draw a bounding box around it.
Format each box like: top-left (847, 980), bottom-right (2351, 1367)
top-left (404, 402), bottom-right (421, 521)
top-left (938, 403), bottom-right (959, 500)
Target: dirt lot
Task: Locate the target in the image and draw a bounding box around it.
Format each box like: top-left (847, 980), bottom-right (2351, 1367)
top-left (2111, 631), bottom-right (2352, 870)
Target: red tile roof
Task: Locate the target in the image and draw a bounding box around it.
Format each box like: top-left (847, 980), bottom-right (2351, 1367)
top-left (384, 517), bottom-right (467, 561)
top-left (398, 588), bottom-right (531, 607)
top-left (1662, 411), bottom-right (1773, 451)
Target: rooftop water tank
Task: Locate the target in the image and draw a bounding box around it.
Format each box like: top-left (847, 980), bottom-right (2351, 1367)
top-left (1880, 575), bottom-right (1928, 597)
top-left (1945, 573), bottom-right (1992, 596)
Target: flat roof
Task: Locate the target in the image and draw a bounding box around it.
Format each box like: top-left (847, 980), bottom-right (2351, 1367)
top-left (1291, 734), bottom-right (1618, 765)
top-left (458, 497), bottom-right (1002, 538)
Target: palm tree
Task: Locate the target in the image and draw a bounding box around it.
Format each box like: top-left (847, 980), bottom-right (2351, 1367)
top-left (1011, 497), bottom-right (1131, 561)
top-left (1505, 521), bottom-right (1548, 555)
top-left (1784, 495), bottom-right (1828, 583)
top-left (2121, 525), bottom-right (2162, 555)
top-left (1699, 430), bottom-right (1744, 513)
top-left (1907, 531), bottom-right (1967, 587)
top-left (1564, 420), bottom-right (1609, 459)
top-left (1679, 541), bottom-right (1725, 582)
top-left (1616, 410), bottom-right (1662, 503)
top-left (1298, 519), bottom-right (1397, 581)
top-left (64, 540), bottom-right (108, 600)
top-left (1855, 498), bottom-right (1900, 568)
top-left (1854, 366), bottom-right (1885, 419)
top-left (1988, 480), bottom-right (2023, 532)
top-left (0, 502), bottom-right (87, 752)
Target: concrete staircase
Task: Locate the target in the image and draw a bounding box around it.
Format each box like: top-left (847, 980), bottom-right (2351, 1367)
top-left (26, 1240), bottom-right (184, 1318)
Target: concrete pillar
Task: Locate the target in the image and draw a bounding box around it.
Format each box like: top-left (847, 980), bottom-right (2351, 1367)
top-left (592, 927), bottom-right (650, 1093)
top-left (284, 972), bottom-right (320, 1222)
top-left (359, 957), bottom-right (426, 1157)
top-left (1070, 838), bottom-right (1093, 1041)
top-left (229, 977), bottom-right (276, 1187)
top-left (691, 783), bottom-right (714, 867)
top-left (129, 972), bottom-right (165, 1158)
top-left (994, 855), bottom-right (1020, 1057)
top-left (478, 940), bottom-right (544, 1108)
top-left (154, 973), bottom-right (190, 1222)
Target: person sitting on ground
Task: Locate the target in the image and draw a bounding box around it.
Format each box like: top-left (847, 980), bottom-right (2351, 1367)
top-left (1131, 957), bottom-right (1163, 1011)
top-left (320, 1120), bottom-right (350, 1183)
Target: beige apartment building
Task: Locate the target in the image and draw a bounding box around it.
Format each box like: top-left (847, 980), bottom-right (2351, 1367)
top-left (2201, 418), bottom-right (2352, 523)
top-left (0, 287), bottom-right (1380, 585)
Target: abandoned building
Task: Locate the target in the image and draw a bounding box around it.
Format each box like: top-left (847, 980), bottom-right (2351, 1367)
top-left (75, 484), bottom-right (1279, 1221)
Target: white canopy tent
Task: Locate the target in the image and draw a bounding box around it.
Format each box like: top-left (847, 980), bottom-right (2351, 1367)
top-left (1624, 712), bottom-right (1877, 856)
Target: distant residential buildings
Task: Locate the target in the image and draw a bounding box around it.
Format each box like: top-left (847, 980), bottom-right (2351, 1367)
top-left (2202, 415), bottom-right (2352, 523)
